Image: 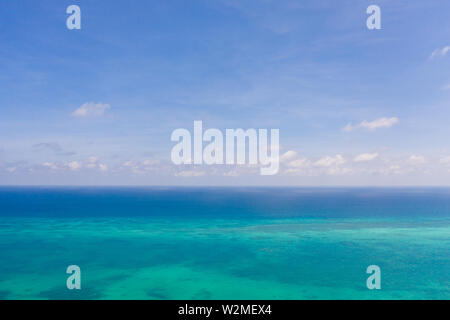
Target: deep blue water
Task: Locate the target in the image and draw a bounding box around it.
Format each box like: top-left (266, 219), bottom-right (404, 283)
top-left (1, 187), bottom-right (450, 219)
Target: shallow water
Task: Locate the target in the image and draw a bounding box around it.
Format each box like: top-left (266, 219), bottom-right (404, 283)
top-left (0, 187), bottom-right (449, 299)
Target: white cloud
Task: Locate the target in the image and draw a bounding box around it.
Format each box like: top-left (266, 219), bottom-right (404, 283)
top-left (120, 159), bottom-right (163, 174)
top-left (43, 159), bottom-right (108, 172)
top-left (353, 153), bottom-right (379, 162)
top-left (342, 123), bottom-right (354, 132)
top-left (43, 162), bottom-right (59, 170)
top-left (343, 117), bottom-right (399, 132)
top-left (280, 150), bottom-right (297, 163)
top-left (314, 155), bottom-right (345, 167)
top-left (361, 118), bottom-right (399, 130)
top-left (142, 159), bottom-right (160, 166)
top-left (85, 157), bottom-right (110, 171)
top-left (430, 46), bottom-right (450, 59)
top-left (71, 102), bottom-right (110, 118)
top-left (67, 161), bottom-right (82, 171)
top-left (441, 84), bottom-right (450, 91)
top-left (408, 155), bottom-right (426, 165)
top-left (288, 158), bottom-right (311, 168)
top-left (123, 161), bottom-right (134, 167)
top-left (175, 170), bottom-right (205, 177)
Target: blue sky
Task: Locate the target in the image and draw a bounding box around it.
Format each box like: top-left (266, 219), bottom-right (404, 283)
top-left (1, 0), bottom-right (450, 185)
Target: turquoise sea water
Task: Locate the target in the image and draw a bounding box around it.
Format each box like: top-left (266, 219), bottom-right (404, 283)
top-left (0, 187), bottom-right (449, 299)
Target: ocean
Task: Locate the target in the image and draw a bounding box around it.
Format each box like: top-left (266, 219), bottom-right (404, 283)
top-left (0, 187), bottom-right (448, 299)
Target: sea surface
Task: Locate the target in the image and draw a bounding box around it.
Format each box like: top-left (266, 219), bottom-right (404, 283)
top-left (0, 187), bottom-right (448, 299)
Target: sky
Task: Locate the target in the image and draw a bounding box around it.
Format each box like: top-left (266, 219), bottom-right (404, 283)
top-left (0, 0), bottom-right (450, 186)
